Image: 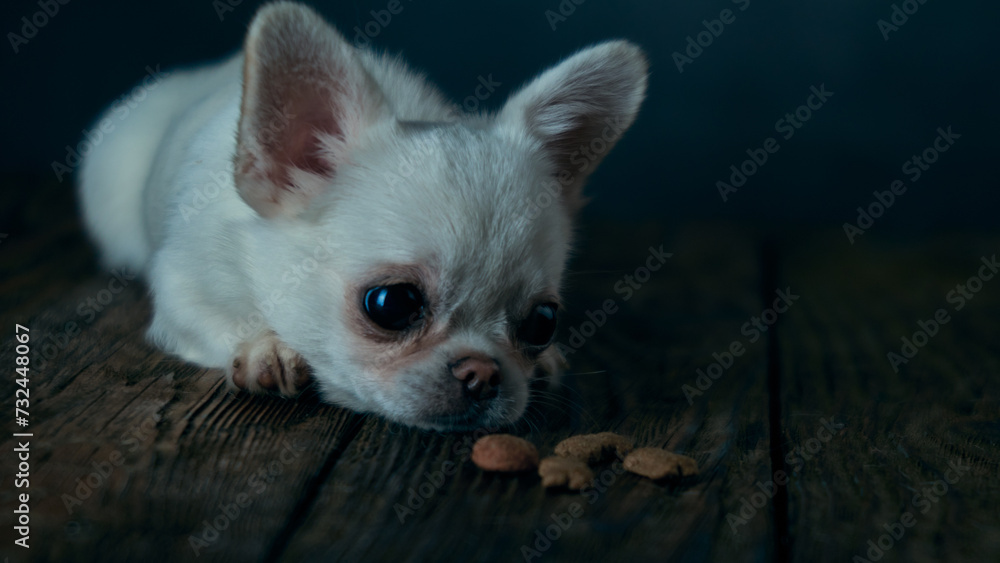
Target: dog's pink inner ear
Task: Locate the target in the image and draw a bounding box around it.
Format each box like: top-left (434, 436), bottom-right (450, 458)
top-left (501, 41), bottom-right (648, 212)
top-left (233, 3), bottom-right (383, 218)
top-left (236, 65), bottom-right (343, 217)
top-left (253, 82), bottom-right (341, 184)
top-left (282, 108), bottom-right (336, 180)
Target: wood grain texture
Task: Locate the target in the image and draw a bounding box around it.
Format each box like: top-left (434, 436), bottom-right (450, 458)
top-left (1, 217), bottom-right (996, 563)
top-left (278, 223), bottom-right (775, 563)
top-left (776, 233), bottom-right (1000, 562)
top-left (0, 221), bottom-right (366, 562)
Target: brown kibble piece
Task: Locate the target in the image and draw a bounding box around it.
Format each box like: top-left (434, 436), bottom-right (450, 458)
top-left (554, 432), bottom-right (633, 465)
top-left (471, 434), bottom-right (539, 472)
top-left (538, 457), bottom-right (594, 490)
top-left (623, 448), bottom-right (698, 479)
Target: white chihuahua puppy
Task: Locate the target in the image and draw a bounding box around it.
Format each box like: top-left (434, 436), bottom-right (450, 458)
top-left (78, 2), bottom-right (647, 430)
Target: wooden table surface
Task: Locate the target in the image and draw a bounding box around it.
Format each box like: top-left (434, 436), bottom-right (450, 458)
top-left (0, 216), bottom-right (997, 563)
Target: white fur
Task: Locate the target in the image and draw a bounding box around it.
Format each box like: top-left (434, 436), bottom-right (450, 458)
top-left (78, 2), bottom-right (647, 430)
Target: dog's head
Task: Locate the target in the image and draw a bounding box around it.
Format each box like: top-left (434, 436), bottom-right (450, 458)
top-left (235, 3), bottom-right (647, 430)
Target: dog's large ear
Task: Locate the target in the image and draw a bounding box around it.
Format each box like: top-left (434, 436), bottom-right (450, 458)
top-left (235, 2), bottom-right (387, 218)
top-left (500, 41), bottom-right (648, 211)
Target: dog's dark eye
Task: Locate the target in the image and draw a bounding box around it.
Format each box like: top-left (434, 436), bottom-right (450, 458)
top-left (517, 302), bottom-right (558, 347)
top-left (364, 284), bottom-right (425, 331)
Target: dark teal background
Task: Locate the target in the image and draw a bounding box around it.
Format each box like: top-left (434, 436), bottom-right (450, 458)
top-left (2, 0), bottom-right (997, 230)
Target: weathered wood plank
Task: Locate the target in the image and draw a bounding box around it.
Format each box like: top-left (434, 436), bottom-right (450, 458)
top-left (776, 233), bottom-right (1000, 562)
top-left (16, 220), bottom-right (992, 562)
top-left (0, 220), bottom-right (100, 323)
top-left (278, 223), bottom-right (777, 562)
top-left (0, 227), bottom-right (361, 563)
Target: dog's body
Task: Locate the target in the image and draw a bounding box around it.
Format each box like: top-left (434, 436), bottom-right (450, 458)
top-left (79, 2), bottom-right (647, 430)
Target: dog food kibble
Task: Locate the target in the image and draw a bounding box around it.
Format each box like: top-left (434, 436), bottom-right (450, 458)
top-left (623, 448), bottom-right (698, 479)
top-left (538, 457), bottom-right (594, 490)
top-left (554, 432), bottom-right (634, 464)
top-left (471, 434), bottom-right (539, 472)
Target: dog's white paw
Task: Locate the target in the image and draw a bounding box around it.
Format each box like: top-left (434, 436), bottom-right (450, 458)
top-left (227, 333), bottom-right (311, 397)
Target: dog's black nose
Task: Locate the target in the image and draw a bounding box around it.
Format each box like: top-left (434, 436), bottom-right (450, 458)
top-left (450, 355), bottom-right (502, 400)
